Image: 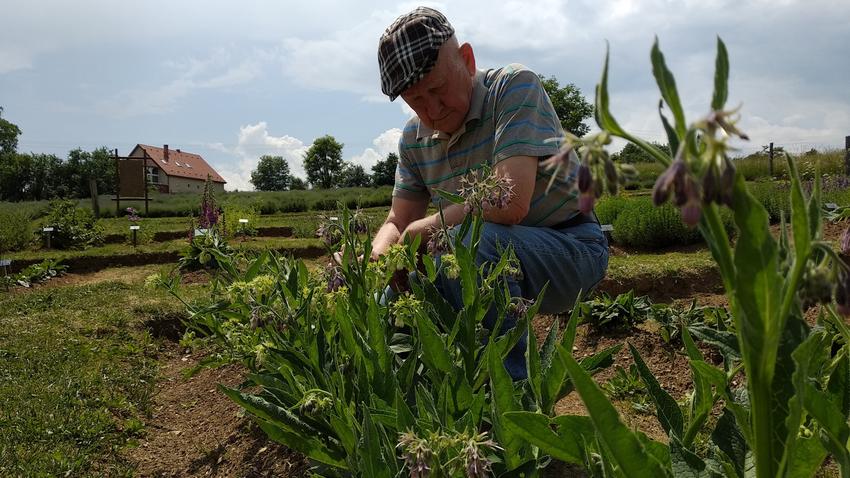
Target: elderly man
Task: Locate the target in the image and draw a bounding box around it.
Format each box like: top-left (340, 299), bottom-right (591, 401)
top-left (374, 7), bottom-right (608, 379)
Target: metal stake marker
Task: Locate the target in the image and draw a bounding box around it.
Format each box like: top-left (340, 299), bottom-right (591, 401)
top-left (43, 227), bottom-right (54, 249)
top-left (239, 218), bottom-right (249, 241)
top-left (130, 225), bottom-right (140, 248)
top-left (0, 258), bottom-right (10, 291)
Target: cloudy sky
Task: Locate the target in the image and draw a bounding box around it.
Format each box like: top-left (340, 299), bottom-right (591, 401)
top-left (2, 0), bottom-right (848, 191)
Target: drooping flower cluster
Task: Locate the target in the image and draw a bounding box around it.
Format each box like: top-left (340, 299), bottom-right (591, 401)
top-left (426, 225), bottom-right (451, 256)
top-left (507, 297), bottom-right (535, 319)
top-left (390, 293), bottom-right (422, 327)
top-left (542, 131), bottom-right (637, 214)
top-left (456, 432), bottom-right (502, 478)
top-left (457, 168), bottom-right (515, 215)
top-left (315, 219), bottom-right (343, 246)
top-left (125, 207), bottom-right (141, 222)
top-left (299, 390), bottom-right (333, 416)
top-left (398, 431), bottom-right (433, 478)
top-left (325, 262), bottom-right (345, 292)
top-left (837, 226), bottom-right (850, 316)
top-left (440, 254), bottom-right (460, 280)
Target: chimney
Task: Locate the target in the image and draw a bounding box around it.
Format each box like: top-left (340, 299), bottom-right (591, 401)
top-left (176, 149), bottom-right (181, 153)
top-left (163, 144), bottom-right (169, 162)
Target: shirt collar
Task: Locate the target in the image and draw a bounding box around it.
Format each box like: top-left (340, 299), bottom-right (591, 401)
top-left (416, 70), bottom-right (487, 141)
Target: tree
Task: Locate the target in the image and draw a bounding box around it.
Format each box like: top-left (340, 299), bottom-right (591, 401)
top-left (250, 155), bottom-right (292, 191)
top-left (371, 152), bottom-right (398, 186)
top-left (303, 135), bottom-right (345, 189)
top-left (0, 107), bottom-right (22, 154)
top-left (339, 163), bottom-right (371, 187)
top-left (289, 177), bottom-right (307, 190)
top-left (612, 142), bottom-right (671, 163)
top-left (539, 76), bottom-right (593, 137)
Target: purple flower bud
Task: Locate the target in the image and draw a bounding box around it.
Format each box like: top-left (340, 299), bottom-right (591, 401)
top-left (653, 159), bottom-right (685, 206)
top-left (604, 159), bottom-right (618, 185)
top-left (578, 193), bottom-right (595, 214)
top-left (837, 268), bottom-right (850, 317)
top-left (702, 166), bottom-right (719, 205)
top-left (578, 164), bottom-right (592, 193)
top-left (720, 159), bottom-right (736, 207)
top-left (681, 200), bottom-right (702, 227)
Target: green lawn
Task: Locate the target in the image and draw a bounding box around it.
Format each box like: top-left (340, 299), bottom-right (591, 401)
top-left (0, 268), bottom-right (206, 476)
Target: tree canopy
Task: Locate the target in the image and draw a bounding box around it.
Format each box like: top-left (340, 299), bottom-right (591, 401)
top-left (538, 76), bottom-right (593, 137)
top-left (611, 142), bottom-right (671, 163)
top-left (303, 135), bottom-right (345, 189)
top-left (339, 163), bottom-right (372, 188)
top-left (371, 152), bottom-right (398, 187)
top-left (250, 155), bottom-right (292, 191)
top-left (0, 107), bottom-right (22, 155)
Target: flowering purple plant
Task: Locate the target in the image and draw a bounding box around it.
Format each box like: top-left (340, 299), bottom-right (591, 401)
top-left (198, 176), bottom-right (219, 229)
top-left (456, 168), bottom-right (515, 215)
top-left (125, 207), bottom-right (141, 223)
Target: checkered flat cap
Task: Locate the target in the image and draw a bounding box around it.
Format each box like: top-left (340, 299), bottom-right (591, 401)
top-left (378, 7), bottom-right (455, 101)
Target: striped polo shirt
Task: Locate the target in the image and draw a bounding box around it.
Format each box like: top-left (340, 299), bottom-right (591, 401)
top-left (393, 63), bottom-right (581, 227)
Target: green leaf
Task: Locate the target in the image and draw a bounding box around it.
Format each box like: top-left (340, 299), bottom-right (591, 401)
top-left (502, 412), bottom-right (593, 464)
top-left (560, 345), bottom-right (670, 477)
top-left (711, 37), bottom-right (729, 111)
top-left (658, 100), bottom-right (680, 157)
top-left (416, 311), bottom-right (453, 374)
top-left (219, 385), bottom-right (345, 467)
top-left (359, 409), bottom-right (391, 478)
top-left (540, 316), bottom-right (560, 371)
top-left (434, 188), bottom-right (465, 205)
top-left (526, 307), bottom-right (542, 406)
top-left (688, 325), bottom-right (740, 361)
top-left (786, 153), bottom-right (812, 264)
top-left (827, 350), bottom-right (850, 419)
top-left (395, 389), bottom-right (415, 433)
top-left (629, 342), bottom-right (684, 438)
top-left (489, 339), bottom-right (523, 469)
top-left (650, 37), bottom-right (687, 140)
top-left (670, 436), bottom-right (710, 478)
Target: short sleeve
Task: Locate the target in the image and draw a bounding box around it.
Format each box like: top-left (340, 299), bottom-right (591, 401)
top-left (392, 139), bottom-right (430, 201)
top-left (491, 67), bottom-right (562, 163)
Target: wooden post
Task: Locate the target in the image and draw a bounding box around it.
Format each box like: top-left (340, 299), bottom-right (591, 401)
top-left (768, 142), bottom-right (774, 177)
top-left (143, 152), bottom-right (149, 215)
top-left (89, 179), bottom-right (100, 219)
top-left (845, 136), bottom-right (850, 176)
top-left (114, 148), bottom-right (120, 216)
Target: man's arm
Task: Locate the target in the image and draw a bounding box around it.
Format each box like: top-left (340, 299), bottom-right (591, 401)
top-left (401, 155), bottom-right (537, 243)
top-left (372, 195), bottom-right (430, 258)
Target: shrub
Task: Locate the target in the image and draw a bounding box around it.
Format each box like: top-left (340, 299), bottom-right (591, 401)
top-left (594, 195), bottom-right (632, 225)
top-left (222, 205), bottom-right (259, 237)
top-left (42, 200), bottom-right (104, 249)
top-left (610, 198), bottom-right (701, 248)
top-left (0, 208), bottom-right (33, 253)
top-left (310, 197), bottom-right (338, 211)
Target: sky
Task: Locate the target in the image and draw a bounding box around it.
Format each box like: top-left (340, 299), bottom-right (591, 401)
top-left (1, 0), bottom-right (848, 191)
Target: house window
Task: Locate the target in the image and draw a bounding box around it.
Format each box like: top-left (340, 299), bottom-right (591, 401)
top-left (146, 166), bottom-right (160, 184)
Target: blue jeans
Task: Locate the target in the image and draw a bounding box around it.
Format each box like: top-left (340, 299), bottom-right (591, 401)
top-left (433, 221), bottom-right (609, 380)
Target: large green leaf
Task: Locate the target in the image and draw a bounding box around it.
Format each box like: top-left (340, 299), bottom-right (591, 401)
top-left (710, 409), bottom-right (747, 478)
top-left (629, 342), bottom-right (684, 439)
top-left (786, 154), bottom-right (811, 266)
top-left (710, 37), bottom-right (729, 111)
top-left (220, 385), bottom-right (345, 467)
top-left (560, 345), bottom-right (670, 477)
top-left (489, 340), bottom-right (524, 469)
top-left (502, 412), bottom-right (593, 464)
top-left (670, 436), bottom-right (710, 478)
top-left (416, 311), bottom-right (453, 374)
top-left (650, 37), bottom-right (687, 140)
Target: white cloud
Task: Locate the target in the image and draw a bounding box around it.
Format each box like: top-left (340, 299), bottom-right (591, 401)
top-left (348, 128), bottom-right (402, 171)
top-left (96, 48), bottom-right (273, 117)
top-left (215, 122), bottom-right (310, 192)
top-left (0, 46), bottom-right (33, 74)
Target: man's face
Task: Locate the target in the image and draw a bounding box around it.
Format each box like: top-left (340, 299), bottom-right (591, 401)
top-left (401, 43), bottom-right (475, 135)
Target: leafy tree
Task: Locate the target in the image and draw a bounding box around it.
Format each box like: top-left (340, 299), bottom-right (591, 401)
top-left (539, 76), bottom-right (593, 137)
top-left (0, 106), bottom-right (22, 154)
top-left (0, 153), bottom-right (32, 201)
top-left (303, 135), bottom-right (345, 189)
top-left (611, 142), bottom-right (671, 163)
top-left (371, 152), bottom-right (398, 186)
top-left (289, 177), bottom-right (307, 190)
top-left (339, 163), bottom-right (372, 188)
top-left (250, 155), bottom-right (292, 191)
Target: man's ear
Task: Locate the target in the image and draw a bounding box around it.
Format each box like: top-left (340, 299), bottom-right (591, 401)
top-left (459, 43), bottom-right (476, 76)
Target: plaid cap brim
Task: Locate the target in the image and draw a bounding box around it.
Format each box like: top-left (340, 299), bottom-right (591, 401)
top-left (378, 7), bottom-right (455, 101)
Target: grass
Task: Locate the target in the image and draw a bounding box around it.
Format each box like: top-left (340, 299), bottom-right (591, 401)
top-left (607, 250), bottom-right (716, 281)
top-left (0, 270), bottom-right (206, 476)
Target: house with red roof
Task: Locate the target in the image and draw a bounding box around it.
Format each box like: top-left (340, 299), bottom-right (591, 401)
top-left (128, 144), bottom-right (226, 194)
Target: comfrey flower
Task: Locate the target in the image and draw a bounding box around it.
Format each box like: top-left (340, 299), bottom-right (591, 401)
top-left (384, 243), bottom-right (411, 273)
top-left (507, 297), bottom-right (534, 319)
top-left (460, 432), bottom-right (501, 478)
top-left (325, 262), bottom-right (345, 292)
top-left (440, 254), bottom-right (460, 280)
top-left (299, 391), bottom-right (333, 416)
top-left (125, 207), bottom-right (141, 223)
top-left (398, 431), bottom-right (433, 478)
top-left (427, 226), bottom-right (451, 256)
top-left (391, 293), bottom-right (422, 327)
top-left (316, 220), bottom-right (343, 246)
top-left (457, 168), bottom-right (515, 214)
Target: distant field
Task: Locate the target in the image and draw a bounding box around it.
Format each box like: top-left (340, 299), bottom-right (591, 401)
top-left (0, 186), bottom-right (394, 220)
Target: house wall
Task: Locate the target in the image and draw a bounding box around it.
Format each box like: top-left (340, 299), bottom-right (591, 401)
top-left (168, 177), bottom-right (225, 194)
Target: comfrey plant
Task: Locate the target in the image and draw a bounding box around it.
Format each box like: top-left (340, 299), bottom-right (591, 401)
top-left (506, 38), bottom-right (850, 477)
top-left (159, 199), bottom-right (619, 476)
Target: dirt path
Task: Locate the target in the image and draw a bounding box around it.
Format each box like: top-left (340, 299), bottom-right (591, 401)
top-left (126, 343), bottom-right (309, 477)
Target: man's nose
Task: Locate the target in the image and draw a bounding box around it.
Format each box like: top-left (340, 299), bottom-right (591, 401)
top-left (426, 96), bottom-right (443, 119)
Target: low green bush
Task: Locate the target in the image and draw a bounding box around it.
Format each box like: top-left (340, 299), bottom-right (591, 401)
top-left (42, 200), bottom-right (104, 249)
top-left (0, 208), bottom-right (33, 253)
top-left (612, 200), bottom-right (700, 248)
top-left (595, 195), bottom-right (632, 225)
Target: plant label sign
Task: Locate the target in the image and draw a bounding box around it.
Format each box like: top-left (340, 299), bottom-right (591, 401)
top-left (43, 227), bottom-right (54, 232)
top-left (329, 216), bottom-right (339, 222)
top-left (129, 225), bottom-right (140, 230)
top-left (194, 228), bottom-right (208, 237)
top-left (0, 259), bottom-right (11, 267)
top-left (601, 224), bottom-right (614, 232)
top-left (239, 219), bottom-right (249, 224)
top-left (826, 203), bottom-right (838, 210)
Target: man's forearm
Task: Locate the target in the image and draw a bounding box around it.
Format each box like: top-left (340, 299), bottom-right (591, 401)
top-left (371, 221), bottom-right (404, 257)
